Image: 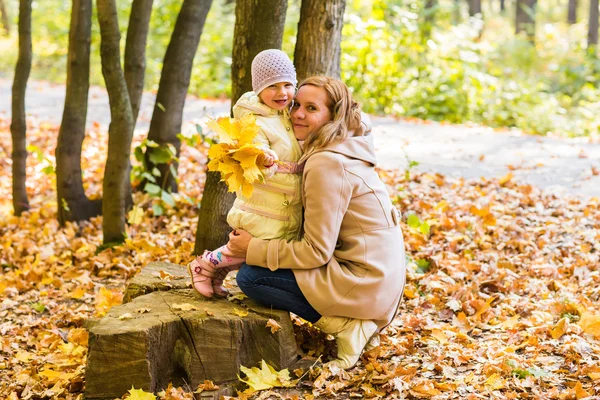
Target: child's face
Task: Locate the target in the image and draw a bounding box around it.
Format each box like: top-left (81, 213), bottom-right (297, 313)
top-left (258, 82), bottom-right (295, 110)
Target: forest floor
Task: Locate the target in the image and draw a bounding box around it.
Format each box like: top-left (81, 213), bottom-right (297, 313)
top-left (0, 80), bottom-right (599, 399)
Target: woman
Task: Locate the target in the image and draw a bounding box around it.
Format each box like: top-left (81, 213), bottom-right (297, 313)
top-left (202, 76), bottom-right (406, 369)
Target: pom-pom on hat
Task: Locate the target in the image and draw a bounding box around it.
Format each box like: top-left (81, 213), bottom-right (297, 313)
top-left (251, 49), bottom-right (297, 95)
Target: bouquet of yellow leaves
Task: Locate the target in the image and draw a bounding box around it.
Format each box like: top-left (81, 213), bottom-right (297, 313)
top-left (206, 114), bottom-right (267, 198)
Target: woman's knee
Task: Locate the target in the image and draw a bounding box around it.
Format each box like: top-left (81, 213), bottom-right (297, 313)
top-left (235, 264), bottom-right (255, 291)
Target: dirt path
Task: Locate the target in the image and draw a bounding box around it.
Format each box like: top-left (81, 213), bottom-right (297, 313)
top-left (1, 78), bottom-right (599, 197)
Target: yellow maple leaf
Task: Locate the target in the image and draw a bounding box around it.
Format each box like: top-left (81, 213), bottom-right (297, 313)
top-left (126, 386), bottom-right (156, 400)
top-left (233, 307), bottom-right (249, 317)
top-left (67, 328), bottom-right (89, 347)
top-left (551, 317), bottom-right (569, 339)
top-left (94, 286), bottom-right (123, 317)
top-left (410, 381), bottom-right (441, 397)
top-left (206, 114), bottom-right (266, 198)
top-left (127, 206), bottom-right (144, 225)
top-left (578, 312), bottom-right (600, 338)
top-left (485, 373), bottom-right (505, 390)
top-left (239, 360), bottom-right (295, 392)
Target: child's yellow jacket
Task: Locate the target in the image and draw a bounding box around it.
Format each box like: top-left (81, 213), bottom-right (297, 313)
top-left (226, 92), bottom-right (303, 241)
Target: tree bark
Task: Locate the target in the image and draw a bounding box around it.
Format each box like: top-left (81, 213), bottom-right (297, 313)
top-left (589, 0), bottom-right (599, 49)
top-left (124, 0), bottom-right (154, 208)
top-left (294, 0), bottom-right (345, 82)
top-left (97, 0), bottom-right (134, 244)
top-left (422, 0), bottom-right (437, 42)
top-left (145, 0), bottom-right (212, 193)
top-left (568, 0), bottom-right (577, 24)
top-left (0, 0), bottom-right (10, 36)
top-left (231, 0), bottom-right (287, 108)
top-left (125, 0), bottom-right (153, 123)
top-left (11, 0), bottom-right (32, 216)
top-left (516, 0), bottom-right (537, 42)
top-left (467, 0), bottom-right (482, 16)
top-left (56, 0), bottom-right (102, 225)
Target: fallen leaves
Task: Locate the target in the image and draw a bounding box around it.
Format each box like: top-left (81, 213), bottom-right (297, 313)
top-left (238, 360), bottom-right (295, 392)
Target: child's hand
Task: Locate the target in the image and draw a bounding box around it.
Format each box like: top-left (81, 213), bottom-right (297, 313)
top-left (258, 148), bottom-right (278, 167)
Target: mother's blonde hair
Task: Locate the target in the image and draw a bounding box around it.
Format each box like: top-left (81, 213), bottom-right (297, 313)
top-left (298, 76), bottom-right (362, 160)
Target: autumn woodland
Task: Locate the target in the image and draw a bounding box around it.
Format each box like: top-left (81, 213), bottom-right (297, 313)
top-left (1, 0), bottom-right (600, 399)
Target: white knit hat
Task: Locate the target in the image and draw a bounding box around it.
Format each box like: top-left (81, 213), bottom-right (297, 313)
top-left (251, 49), bottom-right (297, 95)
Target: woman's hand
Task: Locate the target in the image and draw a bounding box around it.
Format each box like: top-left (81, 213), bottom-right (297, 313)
top-left (223, 229), bottom-right (253, 258)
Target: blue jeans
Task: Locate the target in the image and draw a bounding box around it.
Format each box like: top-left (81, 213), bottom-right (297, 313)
top-left (236, 263), bottom-right (322, 323)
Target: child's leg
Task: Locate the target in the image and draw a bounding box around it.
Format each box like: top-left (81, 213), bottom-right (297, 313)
top-left (187, 257), bottom-right (214, 298)
top-left (212, 263), bottom-right (242, 298)
top-left (202, 245), bottom-right (245, 268)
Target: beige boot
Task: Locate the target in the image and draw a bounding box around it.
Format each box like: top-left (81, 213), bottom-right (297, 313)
top-left (314, 316), bottom-right (378, 369)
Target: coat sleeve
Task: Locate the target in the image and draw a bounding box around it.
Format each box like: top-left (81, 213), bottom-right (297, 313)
top-left (246, 152), bottom-right (352, 271)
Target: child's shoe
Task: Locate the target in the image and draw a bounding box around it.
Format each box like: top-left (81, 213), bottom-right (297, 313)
top-left (187, 257), bottom-right (214, 298)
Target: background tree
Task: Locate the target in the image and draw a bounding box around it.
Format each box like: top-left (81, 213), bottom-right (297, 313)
top-left (124, 0), bottom-right (154, 207)
top-left (516, 0), bottom-right (537, 42)
top-left (144, 0), bottom-right (212, 193)
top-left (124, 0), bottom-right (154, 123)
top-left (467, 0), bottom-right (482, 16)
top-left (568, 0), bottom-right (577, 24)
top-left (56, 0), bottom-right (101, 225)
top-left (0, 0), bottom-right (9, 35)
top-left (195, 0), bottom-right (287, 254)
top-left (97, 0), bottom-right (134, 244)
top-left (589, 0), bottom-right (599, 51)
top-left (11, 0), bottom-right (32, 216)
top-left (294, 0), bottom-right (346, 82)
top-left (500, 0), bottom-right (506, 13)
top-left (422, 0), bottom-right (437, 42)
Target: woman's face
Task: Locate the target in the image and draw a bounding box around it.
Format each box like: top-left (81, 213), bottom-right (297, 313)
top-left (290, 85), bottom-right (332, 140)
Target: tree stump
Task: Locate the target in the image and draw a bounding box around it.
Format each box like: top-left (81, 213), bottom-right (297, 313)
top-left (123, 261), bottom-right (191, 303)
top-left (85, 264), bottom-right (299, 399)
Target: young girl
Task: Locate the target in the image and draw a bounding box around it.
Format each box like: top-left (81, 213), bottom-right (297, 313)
top-left (188, 49), bottom-right (304, 298)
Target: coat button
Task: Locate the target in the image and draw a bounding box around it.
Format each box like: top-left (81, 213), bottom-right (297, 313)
top-left (286, 127), bottom-right (290, 131)
top-left (283, 200), bottom-right (290, 206)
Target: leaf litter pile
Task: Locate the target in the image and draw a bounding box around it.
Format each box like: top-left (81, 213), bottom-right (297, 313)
top-left (0, 116), bottom-right (599, 399)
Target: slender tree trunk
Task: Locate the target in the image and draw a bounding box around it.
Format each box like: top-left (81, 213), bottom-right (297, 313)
top-left (589, 0), bottom-right (599, 50)
top-left (195, 0), bottom-right (286, 254)
top-left (0, 0), bottom-right (10, 36)
top-left (124, 0), bottom-right (153, 123)
top-left (568, 0), bottom-right (577, 24)
top-left (97, 0), bottom-right (134, 244)
top-left (453, 0), bottom-right (461, 24)
top-left (124, 0), bottom-right (153, 208)
top-left (422, 0), bottom-right (437, 42)
top-left (516, 0), bottom-right (537, 42)
top-left (467, 0), bottom-right (481, 16)
top-left (500, 0), bottom-right (506, 13)
top-left (145, 0), bottom-right (212, 193)
top-left (230, 0), bottom-right (287, 109)
top-left (56, 0), bottom-right (101, 225)
top-left (11, 0), bottom-right (32, 216)
top-left (294, 0), bottom-right (345, 82)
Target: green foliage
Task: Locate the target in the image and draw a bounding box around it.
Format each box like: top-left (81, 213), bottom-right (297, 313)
top-left (406, 212), bottom-right (430, 236)
top-left (131, 138), bottom-right (179, 216)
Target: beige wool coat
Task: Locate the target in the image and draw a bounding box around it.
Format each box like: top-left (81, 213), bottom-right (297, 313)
top-left (246, 117), bottom-right (406, 329)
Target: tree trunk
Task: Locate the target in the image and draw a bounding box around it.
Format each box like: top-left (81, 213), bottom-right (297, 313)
top-left (467, 0), bottom-right (481, 16)
top-left (125, 0), bottom-right (153, 123)
top-left (97, 0), bottom-right (134, 244)
top-left (56, 0), bottom-right (102, 225)
top-left (195, 0), bottom-right (287, 254)
top-left (500, 0), bottom-right (506, 13)
top-left (422, 0), bottom-right (437, 42)
top-left (294, 0), bottom-right (345, 82)
top-left (568, 0), bottom-right (577, 24)
top-left (516, 0), bottom-right (537, 42)
top-left (0, 0), bottom-right (10, 36)
top-left (231, 0), bottom-right (287, 108)
top-left (11, 0), bottom-right (32, 216)
top-left (124, 0), bottom-right (153, 209)
top-left (145, 0), bottom-right (212, 193)
top-left (453, 0), bottom-right (461, 24)
top-left (589, 0), bottom-right (599, 49)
